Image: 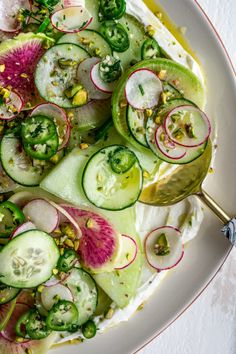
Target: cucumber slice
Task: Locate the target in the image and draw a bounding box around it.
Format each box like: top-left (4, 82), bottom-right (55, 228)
top-left (57, 30), bottom-right (112, 57)
top-left (127, 105), bottom-right (148, 147)
top-left (35, 43), bottom-right (90, 108)
top-left (82, 145), bottom-right (143, 210)
top-left (114, 14), bottom-right (147, 69)
top-left (0, 134), bottom-right (53, 187)
top-left (63, 268), bottom-right (98, 326)
top-left (0, 230), bottom-right (60, 288)
top-left (146, 98), bottom-right (207, 164)
top-left (0, 284), bottom-right (20, 305)
top-left (112, 58), bottom-right (205, 150)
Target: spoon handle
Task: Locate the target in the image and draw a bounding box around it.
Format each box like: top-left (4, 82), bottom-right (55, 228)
top-left (196, 189), bottom-right (236, 246)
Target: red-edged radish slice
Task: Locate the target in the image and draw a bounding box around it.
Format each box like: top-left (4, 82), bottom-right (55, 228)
top-left (50, 6), bottom-right (93, 33)
top-left (90, 62), bottom-right (117, 94)
top-left (155, 125), bottom-right (187, 160)
top-left (164, 105), bottom-right (211, 148)
top-left (43, 276), bottom-right (61, 287)
top-left (41, 284), bottom-right (73, 311)
top-left (114, 234), bottom-right (138, 270)
top-left (1, 303), bottom-right (30, 343)
top-left (23, 199), bottom-right (59, 233)
top-left (12, 221), bottom-right (36, 238)
top-left (0, 0), bottom-right (31, 33)
top-left (125, 69), bottom-right (162, 110)
top-left (30, 103), bottom-right (70, 150)
top-left (144, 226), bottom-right (184, 271)
top-left (77, 58), bottom-right (111, 100)
top-left (62, 205), bottom-right (119, 271)
top-left (0, 91), bottom-right (23, 120)
top-left (48, 201), bottom-right (82, 238)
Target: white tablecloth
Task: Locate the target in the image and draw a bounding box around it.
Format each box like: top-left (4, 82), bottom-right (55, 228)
top-left (140, 1), bottom-right (236, 353)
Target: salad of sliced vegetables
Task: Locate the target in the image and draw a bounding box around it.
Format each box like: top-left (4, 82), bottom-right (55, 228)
top-left (0, 0), bottom-right (212, 352)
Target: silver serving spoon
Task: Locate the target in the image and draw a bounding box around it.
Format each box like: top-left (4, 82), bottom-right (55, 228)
top-left (139, 142), bottom-right (236, 245)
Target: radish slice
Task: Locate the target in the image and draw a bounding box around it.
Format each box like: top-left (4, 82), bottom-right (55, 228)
top-left (50, 6), bottom-right (93, 33)
top-left (0, 0), bottom-right (31, 33)
top-left (12, 221), bottom-right (36, 238)
top-left (0, 91), bottom-right (23, 120)
top-left (90, 62), bottom-right (117, 94)
top-left (62, 205), bottom-right (119, 271)
top-left (48, 201), bottom-right (82, 238)
top-left (1, 303), bottom-right (30, 343)
top-left (125, 69), bottom-right (162, 110)
top-left (43, 276), bottom-right (61, 287)
top-left (155, 125), bottom-right (187, 160)
top-left (114, 234), bottom-right (138, 270)
top-left (41, 283), bottom-right (73, 311)
top-left (144, 226), bottom-right (184, 271)
top-left (23, 199), bottom-right (59, 233)
top-left (164, 105), bottom-right (211, 147)
top-left (30, 103), bottom-right (70, 150)
top-left (77, 58), bottom-right (111, 100)
top-left (0, 162), bottom-right (17, 193)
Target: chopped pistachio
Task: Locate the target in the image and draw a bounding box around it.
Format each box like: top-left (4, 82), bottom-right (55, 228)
top-left (64, 84), bottom-right (83, 99)
top-left (72, 88), bottom-right (88, 106)
top-left (20, 73), bottom-right (28, 78)
top-left (0, 64), bottom-right (5, 73)
top-left (79, 143), bottom-right (89, 150)
top-left (52, 268), bottom-right (59, 275)
top-left (119, 99), bottom-right (127, 109)
top-left (50, 154), bottom-right (60, 164)
top-left (74, 240), bottom-right (80, 251)
top-left (61, 223), bottom-right (76, 239)
top-left (86, 218), bottom-right (94, 228)
top-left (158, 70), bottom-right (167, 80)
top-left (146, 25), bottom-right (155, 37)
top-left (145, 109), bottom-right (153, 117)
top-left (52, 81), bottom-right (59, 87)
top-left (65, 239), bottom-right (74, 248)
top-left (37, 285), bottom-right (45, 293)
top-left (94, 48), bottom-right (101, 56)
top-left (143, 170), bottom-right (150, 179)
top-left (105, 308), bottom-right (114, 319)
top-left (154, 233), bottom-right (170, 256)
top-left (155, 11), bottom-right (163, 20)
top-left (58, 58), bottom-right (77, 68)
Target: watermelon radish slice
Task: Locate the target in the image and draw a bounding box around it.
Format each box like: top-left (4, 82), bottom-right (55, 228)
top-left (90, 62), bottom-right (117, 94)
top-left (1, 303), bottom-right (30, 343)
top-left (0, 300), bottom-right (16, 331)
top-left (30, 103), bottom-right (71, 150)
top-left (11, 222), bottom-right (36, 238)
top-left (16, 290), bottom-right (35, 308)
top-left (144, 226), bottom-right (184, 271)
top-left (41, 283), bottom-right (73, 311)
top-left (77, 58), bottom-right (111, 100)
top-left (0, 90), bottom-right (23, 120)
top-left (0, 0), bottom-right (31, 33)
top-left (114, 235), bottom-right (138, 270)
top-left (0, 33), bottom-right (53, 108)
top-left (164, 105), bottom-right (211, 147)
top-left (51, 6), bottom-right (93, 33)
top-left (23, 199), bottom-right (59, 233)
top-left (62, 206), bottom-right (119, 272)
top-left (125, 69), bottom-right (163, 110)
top-left (155, 125), bottom-right (187, 160)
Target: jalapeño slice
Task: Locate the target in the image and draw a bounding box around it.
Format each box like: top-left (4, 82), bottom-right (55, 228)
top-left (81, 319), bottom-right (97, 339)
top-left (21, 115), bottom-right (57, 145)
top-left (23, 133), bottom-right (59, 161)
top-left (26, 310), bottom-right (51, 340)
top-left (141, 38), bottom-right (161, 60)
top-left (57, 249), bottom-right (77, 273)
top-left (46, 300), bottom-right (79, 332)
top-left (100, 0), bottom-right (126, 20)
top-left (0, 201), bottom-right (25, 238)
top-left (109, 146), bottom-right (137, 174)
top-left (100, 21), bottom-right (130, 52)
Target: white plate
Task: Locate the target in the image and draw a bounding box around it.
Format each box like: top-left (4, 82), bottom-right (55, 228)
top-left (51, 0), bottom-right (236, 353)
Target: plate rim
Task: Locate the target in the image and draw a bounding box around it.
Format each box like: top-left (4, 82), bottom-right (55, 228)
top-left (136, 0), bottom-right (235, 352)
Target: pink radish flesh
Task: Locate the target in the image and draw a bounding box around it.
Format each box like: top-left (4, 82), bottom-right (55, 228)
top-left (125, 69), bottom-right (163, 110)
top-left (90, 62), bottom-right (117, 94)
top-left (43, 276), bottom-right (61, 287)
top-left (155, 125), bottom-right (187, 160)
top-left (0, 91), bottom-right (23, 120)
top-left (41, 284), bottom-right (73, 310)
top-left (30, 103), bottom-right (70, 150)
top-left (77, 58), bottom-right (111, 100)
top-left (0, 0), bottom-right (31, 33)
top-left (50, 6), bottom-right (93, 33)
top-left (12, 221), bottom-right (36, 238)
top-left (115, 235), bottom-right (138, 270)
top-left (144, 226), bottom-right (184, 271)
top-left (164, 105), bottom-right (211, 147)
top-left (1, 303), bottom-right (30, 343)
top-left (16, 290), bottom-right (35, 308)
top-left (0, 34), bottom-right (46, 108)
top-left (62, 206), bottom-right (117, 269)
top-left (23, 199), bottom-right (59, 233)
